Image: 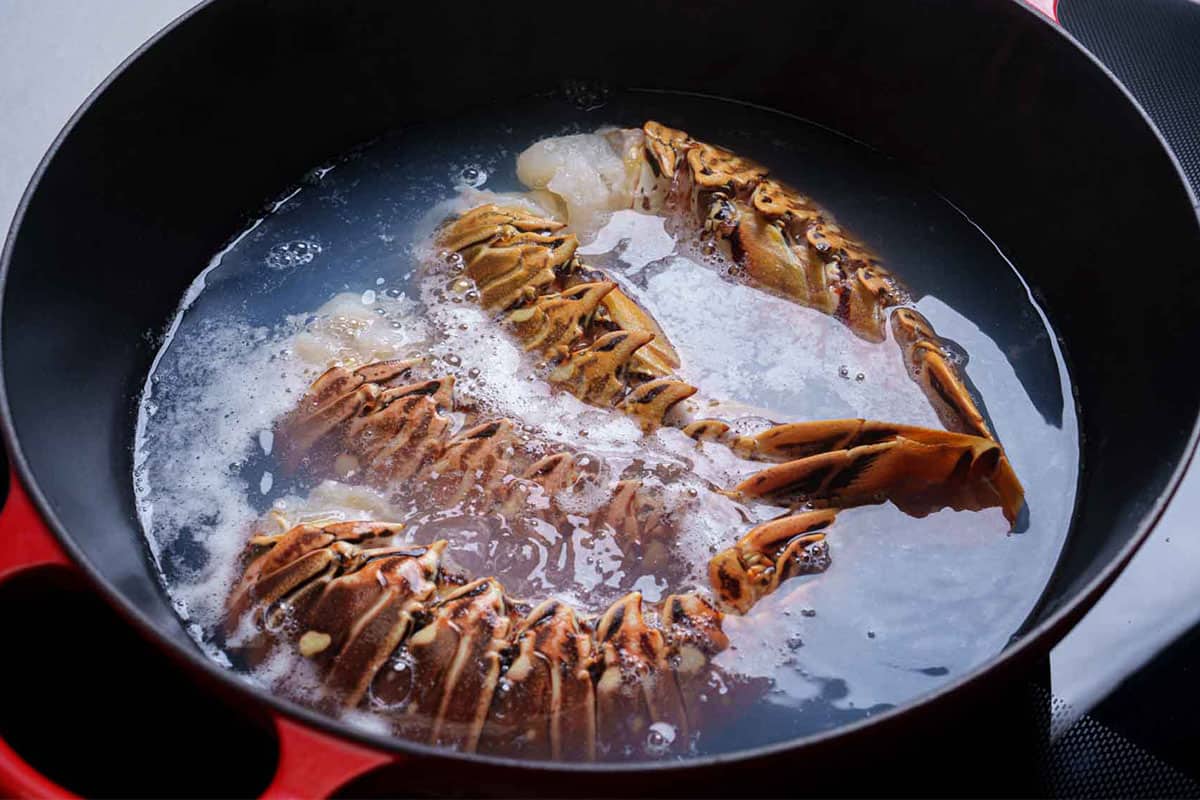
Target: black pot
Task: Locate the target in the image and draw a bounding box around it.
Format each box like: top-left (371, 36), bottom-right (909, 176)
top-left (2, 0), bottom-right (1198, 795)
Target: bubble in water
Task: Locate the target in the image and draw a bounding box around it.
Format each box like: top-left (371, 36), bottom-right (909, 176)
top-left (370, 651), bottom-right (415, 709)
top-left (838, 365), bottom-right (850, 379)
top-left (302, 164), bottom-right (334, 185)
top-left (644, 722), bottom-right (677, 756)
top-left (453, 164), bottom-right (488, 189)
top-left (448, 277), bottom-right (473, 295)
top-left (786, 634), bottom-right (804, 651)
top-left (443, 353), bottom-right (462, 367)
top-left (260, 471), bottom-right (273, 494)
top-left (855, 372), bottom-right (866, 382)
top-left (491, 678), bottom-right (514, 721)
top-left (263, 600), bottom-right (290, 634)
top-left (361, 289), bottom-right (377, 305)
top-left (266, 240), bottom-right (321, 270)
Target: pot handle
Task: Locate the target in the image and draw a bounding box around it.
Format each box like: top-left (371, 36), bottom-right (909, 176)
top-left (0, 739), bottom-right (77, 800)
top-left (1024, 0), bottom-right (1060, 24)
top-left (0, 464), bottom-right (73, 583)
top-left (0, 465), bottom-right (81, 799)
top-left (0, 467), bottom-right (395, 797)
top-left (0, 710), bottom-right (397, 800)
top-left (261, 716), bottom-right (397, 800)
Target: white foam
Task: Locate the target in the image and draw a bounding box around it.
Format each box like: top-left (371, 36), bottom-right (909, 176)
top-left (134, 291), bottom-right (427, 649)
top-left (640, 256), bottom-right (940, 427)
top-left (577, 210), bottom-right (676, 272)
top-left (291, 290), bottom-right (430, 370)
top-left (274, 479), bottom-right (406, 524)
top-left (134, 317), bottom-right (307, 636)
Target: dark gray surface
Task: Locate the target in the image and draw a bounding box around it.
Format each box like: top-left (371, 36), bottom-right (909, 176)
top-left (1060, 0), bottom-right (1200, 198)
top-left (1, 0), bottom-right (1197, 781)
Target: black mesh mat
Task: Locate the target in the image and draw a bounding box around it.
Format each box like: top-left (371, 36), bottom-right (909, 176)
top-left (1060, 0), bottom-right (1200, 200)
top-left (1040, 687), bottom-right (1200, 799)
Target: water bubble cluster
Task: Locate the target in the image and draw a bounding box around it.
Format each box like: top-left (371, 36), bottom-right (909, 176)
top-left (644, 722), bottom-right (677, 756)
top-left (561, 80), bottom-right (610, 111)
top-left (453, 164), bottom-right (488, 189)
top-left (265, 240), bottom-right (321, 270)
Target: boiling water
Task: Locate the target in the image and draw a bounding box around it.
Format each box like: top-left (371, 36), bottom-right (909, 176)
top-left (133, 90), bottom-right (1078, 760)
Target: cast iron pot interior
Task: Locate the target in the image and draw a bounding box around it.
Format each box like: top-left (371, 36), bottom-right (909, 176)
top-left (3, 0), bottom-right (1199, 781)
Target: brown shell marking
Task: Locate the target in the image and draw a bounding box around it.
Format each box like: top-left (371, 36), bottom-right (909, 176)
top-left (507, 281), bottom-right (615, 360)
top-left (891, 307), bottom-right (994, 441)
top-left (309, 543), bottom-right (444, 706)
top-left (593, 592), bottom-right (689, 755)
top-left (276, 365), bottom-right (672, 532)
top-left (619, 378), bottom-right (698, 432)
top-left (228, 521), bottom-right (406, 624)
top-left (345, 376), bottom-right (456, 482)
top-left (436, 204), bottom-right (565, 253)
top-left (478, 599), bottom-right (597, 760)
top-left (435, 203), bottom-right (694, 431)
top-left (429, 418), bottom-right (516, 507)
top-left (708, 511), bottom-right (835, 613)
top-left (464, 230), bottom-right (577, 310)
top-left (548, 329), bottom-right (656, 407)
top-left (595, 285), bottom-right (681, 378)
top-left (734, 419), bottom-right (1023, 525)
top-left (398, 577), bottom-right (512, 751)
top-left (276, 360), bottom-right (421, 471)
top-left (638, 121), bottom-right (904, 342)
